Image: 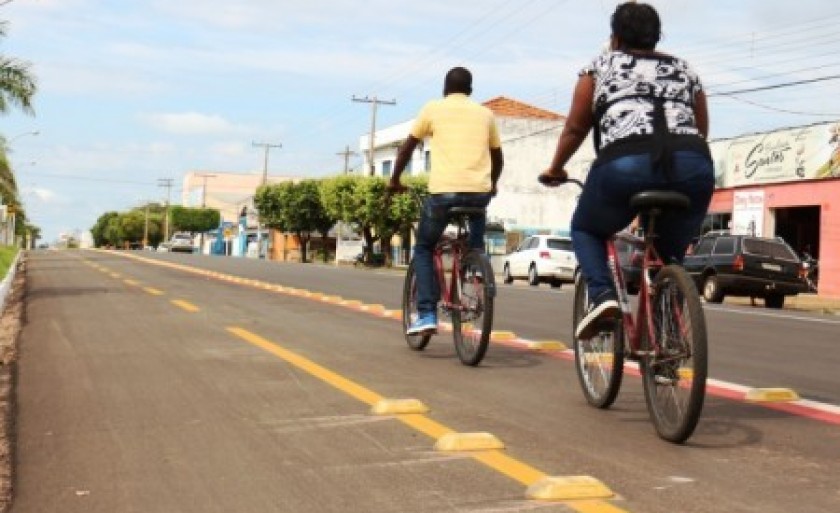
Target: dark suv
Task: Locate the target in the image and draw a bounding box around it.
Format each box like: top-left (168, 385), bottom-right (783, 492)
top-left (683, 232), bottom-right (807, 308)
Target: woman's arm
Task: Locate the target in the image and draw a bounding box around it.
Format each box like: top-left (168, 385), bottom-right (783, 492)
top-left (545, 74), bottom-right (595, 175)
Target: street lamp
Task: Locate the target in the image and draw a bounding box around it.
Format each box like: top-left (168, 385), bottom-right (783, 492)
top-left (5, 130), bottom-right (39, 147)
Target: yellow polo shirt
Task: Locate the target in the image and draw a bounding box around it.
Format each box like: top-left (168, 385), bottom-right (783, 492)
top-left (410, 93), bottom-right (501, 194)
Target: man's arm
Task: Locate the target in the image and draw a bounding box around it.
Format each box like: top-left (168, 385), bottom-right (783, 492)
top-left (490, 147), bottom-right (503, 196)
top-left (388, 135), bottom-right (421, 191)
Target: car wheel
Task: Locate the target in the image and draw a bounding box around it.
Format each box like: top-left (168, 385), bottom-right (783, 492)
top-left (528, 264), bottom-right (540, 286)
top-left (503, 264), bottom-right (514, 284)
top-left (702, 275), bottom-right (724, 303)
top-left (765, 293), bottom-right (785, 309)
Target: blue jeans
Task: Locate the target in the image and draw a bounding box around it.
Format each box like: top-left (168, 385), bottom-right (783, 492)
top-left (571, 151), bottom-right (715, 301)
top-left (414, 192), bottom-right (492, 316)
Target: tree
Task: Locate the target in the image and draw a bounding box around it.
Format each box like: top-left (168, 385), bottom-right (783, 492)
top-left (170, 206), bottom-right (220, 234)
top-left (320, 174), bottom-right (427, 266)
top-left (91, 212), bottom-right (120, 247)
top-left (255, 180), bottom-right (335, 263)
top-left (0, 22), bottom-right (37, 116)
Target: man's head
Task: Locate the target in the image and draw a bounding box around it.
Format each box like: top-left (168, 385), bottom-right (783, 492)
top-left (610, 2), bottom-right (661, 51)
top-left (443, 67), bottom-right (472, 96)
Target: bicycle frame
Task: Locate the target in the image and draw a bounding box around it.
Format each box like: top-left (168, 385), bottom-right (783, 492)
top-left (606, 231), bottom-right (666, 359)
top-left (432, 227), bottom-right (467, 312)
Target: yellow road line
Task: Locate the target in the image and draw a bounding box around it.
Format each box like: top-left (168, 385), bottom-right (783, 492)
top-left (143, 287), bottom-right (165, 296)
top-left (171, 299), bottom-right (200, 313)
top-left (227, 327), bottom-right (383, 406)
top-left (225, 326), bottom-right (628, 512)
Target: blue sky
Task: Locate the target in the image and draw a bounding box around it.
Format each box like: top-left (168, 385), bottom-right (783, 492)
top-left (3, 0), bottom-right (840, 243)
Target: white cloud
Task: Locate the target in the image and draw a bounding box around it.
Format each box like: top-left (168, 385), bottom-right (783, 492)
top-left (140, 112), bottom-right (248, 136)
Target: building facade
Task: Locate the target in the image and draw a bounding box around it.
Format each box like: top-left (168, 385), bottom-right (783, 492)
top-left (365, 100), bottom-right (839, 297)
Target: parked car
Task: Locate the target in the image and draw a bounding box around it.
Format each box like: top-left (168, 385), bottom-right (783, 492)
top-left (168, 232), bottom-right (195, 253)
top-left (502, 234), bottom-right (577, 287)
top-left (682, 232), bottom-right (808, 308)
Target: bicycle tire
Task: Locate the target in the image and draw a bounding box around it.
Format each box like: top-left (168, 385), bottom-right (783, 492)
top-left (402, 259), bottom-right (432, 351)
top-left (641, 265), bottom-right (708, 444)
top-left (452, 250), bottom-right (494, 366)
top-left (572, 272), bottom-right (624, 408)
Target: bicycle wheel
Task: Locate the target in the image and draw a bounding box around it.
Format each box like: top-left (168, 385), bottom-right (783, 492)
top-left (572, 272), bottom-right (624, 408)
top-left (402, 259), bottom-right (432, 351)
top-left (641, 265), bottom-right (708, 444)
top-left (452, 250), bottom-right (494, 366)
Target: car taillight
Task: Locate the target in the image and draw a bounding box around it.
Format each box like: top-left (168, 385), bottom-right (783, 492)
top-left (539, 251), bottom-right (550, 259)
top-left (799, 264), bottom-right (808, 279)
top-left (733, 254), bottom-right (744, 271)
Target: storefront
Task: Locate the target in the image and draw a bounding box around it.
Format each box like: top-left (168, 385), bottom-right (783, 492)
top-left (707, 121), bottom-right (840, 297)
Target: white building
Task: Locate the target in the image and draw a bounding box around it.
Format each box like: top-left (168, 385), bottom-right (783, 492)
top-left (359, 96), bottom-right (595, 237)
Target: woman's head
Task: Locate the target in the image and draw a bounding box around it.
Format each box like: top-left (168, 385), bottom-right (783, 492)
top-left (610, 2), bottom-right (661, 51)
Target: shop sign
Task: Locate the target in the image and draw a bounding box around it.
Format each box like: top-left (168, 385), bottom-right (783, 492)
top-left (711, 121), bottom-right (840, 188)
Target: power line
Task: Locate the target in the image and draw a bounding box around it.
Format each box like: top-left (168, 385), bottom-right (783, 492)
top-left (708, 74), bottom-right (840, 97)
top-left (352, 95), bottom-right (397, 176)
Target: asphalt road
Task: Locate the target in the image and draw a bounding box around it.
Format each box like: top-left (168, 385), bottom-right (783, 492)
top-left (11, 250), bottom-right (840, 513)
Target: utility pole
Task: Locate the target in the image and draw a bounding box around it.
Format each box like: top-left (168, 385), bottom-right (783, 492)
top-left (336, 145), bottom-right (357, 175)
top-left (352, 95), bottom-right (396, 176)
top-left (157, 178), bottom-right (174, 242)
top-left (143, 203), bottom-right (150, 248)
top-left (252, 141), bottom-right (282, 184)
top-left (194, 173), bottom-right (217, 254)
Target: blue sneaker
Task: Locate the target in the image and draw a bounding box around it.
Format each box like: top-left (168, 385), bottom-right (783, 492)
top-left (407, 314), bottom-right (437, 335)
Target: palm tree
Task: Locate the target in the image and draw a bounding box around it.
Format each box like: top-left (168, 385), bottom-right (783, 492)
top-left (0, 21), bottom-right (36, 116)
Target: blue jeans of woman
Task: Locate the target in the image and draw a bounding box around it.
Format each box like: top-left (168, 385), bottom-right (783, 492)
top-left (571, 151), bottom-right (715, 301)
top-left (414, 192), bottom-right (492, 317)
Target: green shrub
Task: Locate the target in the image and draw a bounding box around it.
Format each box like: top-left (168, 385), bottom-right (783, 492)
top-left (0, 246), bottom-right (19, 279)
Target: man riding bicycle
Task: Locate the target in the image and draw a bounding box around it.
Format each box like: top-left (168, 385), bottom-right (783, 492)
top-left (388, 66), bottom-right (504, 335)
top-left (538, 2), bottom-right (715, 339)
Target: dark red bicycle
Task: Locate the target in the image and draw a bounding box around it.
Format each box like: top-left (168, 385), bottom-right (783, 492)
top-left (558, 178), bottom-right (708, 443)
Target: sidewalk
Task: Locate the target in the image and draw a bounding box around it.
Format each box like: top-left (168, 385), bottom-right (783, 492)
top-left (725, 293), bottom-right (840, 315)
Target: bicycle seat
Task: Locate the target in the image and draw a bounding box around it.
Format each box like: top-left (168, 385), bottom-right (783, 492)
top-left (447, 206), bottom-right (486, 219)
top-left (630, 191), bottom-right (690, 212)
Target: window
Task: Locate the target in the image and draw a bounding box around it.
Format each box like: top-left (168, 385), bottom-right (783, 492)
top-left (743, 238), bottom-right (798, 261)
top-left (382, 160), bottom-right (392, 177)
top-left (712, 237), bottom-right (735, 255)
top-left (693, 238), bottom-right (715, 256)
top-left (547, 238), bottom-right (573, 251)
top-left (424, 150), bottom-right (431, 172)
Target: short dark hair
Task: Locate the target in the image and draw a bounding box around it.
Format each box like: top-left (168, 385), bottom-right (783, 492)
top-left (611, 2), bottom-right (661, 50)
top-left (443, 67), bottom-right (472, 96)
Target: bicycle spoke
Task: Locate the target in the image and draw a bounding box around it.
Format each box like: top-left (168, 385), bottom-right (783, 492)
top-left (642, 266), bottom-right (707, 443)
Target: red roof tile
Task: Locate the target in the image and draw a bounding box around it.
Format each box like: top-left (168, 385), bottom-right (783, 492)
top-left (482, 96), bottom-right (565, 120)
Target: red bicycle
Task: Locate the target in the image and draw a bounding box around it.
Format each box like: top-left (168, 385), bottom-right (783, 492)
top-left (402, 206), bottom-right (495, 366)
top-left (562, 178), bottom-right (708, 443)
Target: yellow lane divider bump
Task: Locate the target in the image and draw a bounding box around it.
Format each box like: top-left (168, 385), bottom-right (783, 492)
top-left (525, 340), bottom-right (567, 351)
top-left (526, 476), bottom-right (614, 501)
top-left (435, 432), bottom-right (505, 452)
top-left (143, 287), bottom-right (164, 296)
top-left (109, 273), bottom-right (122, 278)
top-left (491, 331), bottom-right (516, 341)
top-left (341, 299), bottom-right (362, 307)
top-left (171, 299), bottom-right (200, 313)
top-left (321, 295), bottom-right (343, 303)
top-left (307, 292), bottom-right (324, 299)
top-left (123, 279), bottom-right (140, 286)
top-left (370, 398), bottom-right (430, 415)
top-left (382, 310), bottom-right (403, 320)
top-left (745, 388), bottom-right (800, 402)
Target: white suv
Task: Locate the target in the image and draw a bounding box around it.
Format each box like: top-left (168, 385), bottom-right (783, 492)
top-left (502, 234), bottom-right (577, 287)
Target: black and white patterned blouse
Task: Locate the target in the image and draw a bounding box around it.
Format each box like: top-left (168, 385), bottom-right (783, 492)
top-left (580, 51), bottom-right (704, 150)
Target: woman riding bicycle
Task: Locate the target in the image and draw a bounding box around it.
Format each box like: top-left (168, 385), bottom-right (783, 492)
top-left (539, 2), bottom-right (715, 339)
top-left (388, 67), bottom-right (504, 335)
